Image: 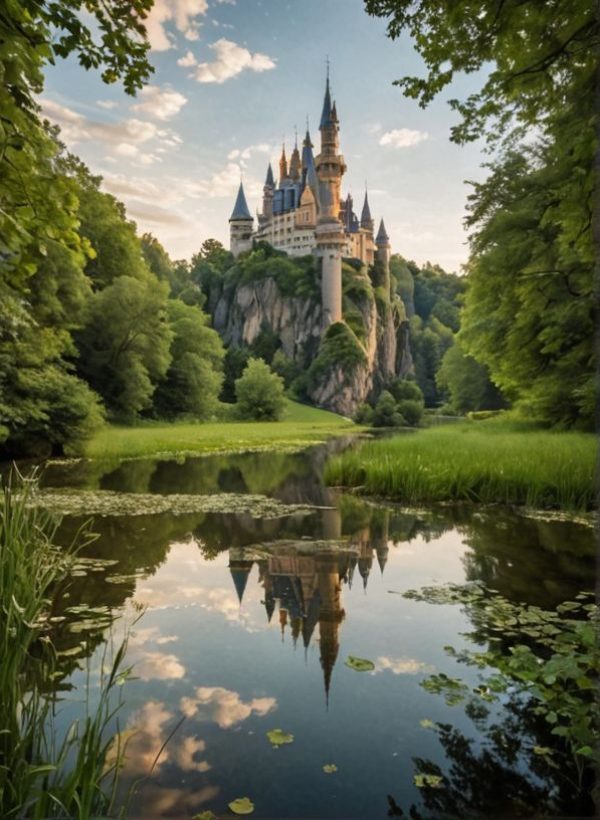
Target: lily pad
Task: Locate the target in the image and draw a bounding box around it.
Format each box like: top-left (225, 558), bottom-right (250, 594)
top-left (419, 719), bottom-right (435, 729)
top-left (192, 812), bottom-right (217, 820)
top-left (344, 655), bottom-right (375, 672)
top-left (323, 763), bottom-right (338, 773)
top-left (414, 773), bottom-right (443, 789)
top-left (267, 728), bottom-right (294, 746)
top-left (228, 797), bottom-right (255, 815)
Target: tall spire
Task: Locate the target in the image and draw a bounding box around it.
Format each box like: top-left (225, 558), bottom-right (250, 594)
top-left (289, 128), bottom-right (301, 181)
top-left (229, 182), bottom-right (252, 221)
top-left (279, 143), bottom-right (288, 183)
top-left (265, 162), bottom-right (274, 187)
top-left (360, 188), bottom-right (373, 229)
top-left (320, 65), bottom-right (333, 129)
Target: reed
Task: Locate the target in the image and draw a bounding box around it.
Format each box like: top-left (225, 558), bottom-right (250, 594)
top-left (0, 474), bottom-right (129, 817)
top-left (325, 420), bottom-right (596, 511)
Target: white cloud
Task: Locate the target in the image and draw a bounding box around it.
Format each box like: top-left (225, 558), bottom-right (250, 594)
top-left (366, 122), bottom-right (382, 135)
top-left (227, 143), bottom-right (271, 162)
top-left (145, 0), bottom-right (208, 51)
top-left (180, 686), bottom-right (277, 729)
top-left (132, 85), bottom-right (188, 120)
top-left (97, 100), bottom-right (117, 110)
top-left (40, 99), bottom-right (181, 162)
top-left (379, 128), bottom-right (429, 149)
top-left (376, 656), bottom-right (434, 675)
top-left (177, 49), bottom-right (198, 67)
top-left (192, 38), bottom-right (276, 83)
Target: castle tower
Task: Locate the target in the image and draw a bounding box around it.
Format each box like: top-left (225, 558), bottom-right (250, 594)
top-left (262, 163), bottom-right (275, 223)
top-left (279, 144), bottom-right (289, 185)
top-left (229, 548), bottom-right (254, 604)
top-left (315, 68), bottom-right (347, 327)
top-left (316, 553), bottom-right (345, 704)
top-left (229, 182), bottom-right (254, 257)
top-left (376, 218), bottom-right (391, 294)
top-left (289, 133), bottom-right (301, 182)
top-left (360, 188), bottom-right (374, 234)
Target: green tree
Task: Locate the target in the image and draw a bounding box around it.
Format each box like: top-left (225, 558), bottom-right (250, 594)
top-left (77, 275), bottom-right (172, 421)
top-left (234, 358), bottom-right (286, 421)
top-left (372, 391), bottom-right (405, 427)
top-left (153, 300), bottom-right (224, 420)
top-left (437, 342), bottom-right (506, 415)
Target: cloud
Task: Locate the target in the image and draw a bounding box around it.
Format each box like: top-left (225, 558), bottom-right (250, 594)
top-left (379, 128), bottom-right (429, 149)
top-left (132, 85), bottom-right (188, 120)
top-left (191, 38), bottom-right (276, 83)
top-left (366, 122), bottom-right (382, 135)
top-left (177, 49), bottom-right (198, 67)
top-left (145, 0), bottom-right (208, 51)
top-left (40, 99), bottom-right (181, 162)
top-left (227, 143), bottom-right (271, 162)
top-left (97, 100), bottom-right (117, 110)
top-left (180, 687), bottom-right (277, 728)
top-left (126, 202), bottom-right (191, 227)
top-left (376, 656), bottom-right (434, 675)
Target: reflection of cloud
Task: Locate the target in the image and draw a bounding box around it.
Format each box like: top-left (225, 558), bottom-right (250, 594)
top-left (180, 687), bottom-right (276, 728)
top-left (121, 700), bottom-right (211, 778)
top-left (128, 627), bottom-right (185, 681)
top-left (135, 784), bottom-right (219, 816)
top-left (376, 656), bottom-right (434, 675)
top-left (134, 651), bottom-right (186, 681)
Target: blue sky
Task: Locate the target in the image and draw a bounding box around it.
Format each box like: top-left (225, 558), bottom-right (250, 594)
top-left (41, 0), bottom-right (487, 272)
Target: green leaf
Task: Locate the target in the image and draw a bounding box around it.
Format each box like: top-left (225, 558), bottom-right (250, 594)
top-left (414, 773), bottom-right (444, 789)
top-left (266, 729), bottom-right (294, 746)
top-left (344, 655), bottom-right (375, 672)
top-left (575, 746), bottom-right (594, 757)
top-left (228, 797), bottom-right (255, 815)
top-left (323, 763), bottom-right (338, 773)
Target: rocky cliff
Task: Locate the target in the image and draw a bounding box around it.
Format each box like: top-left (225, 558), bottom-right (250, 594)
top-left (212, 260), bottom-right (413, 417)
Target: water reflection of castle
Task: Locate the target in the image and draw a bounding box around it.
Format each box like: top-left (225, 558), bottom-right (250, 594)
top-left (228, 512), bottom-right (390, 700)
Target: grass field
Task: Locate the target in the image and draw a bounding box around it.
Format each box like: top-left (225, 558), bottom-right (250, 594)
top-left (82, 400), bottom-right (357, 460)
top-left (324, 418), bottom-right (596, 511)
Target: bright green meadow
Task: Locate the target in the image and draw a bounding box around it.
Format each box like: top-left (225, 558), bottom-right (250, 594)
top-left (82, 399), bottom-right (357, 460)
top-left (324, 419), bottom-right (596, 511)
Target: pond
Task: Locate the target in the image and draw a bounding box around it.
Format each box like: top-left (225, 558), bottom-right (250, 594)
top-left (30, 442), bottom-right (597, 817)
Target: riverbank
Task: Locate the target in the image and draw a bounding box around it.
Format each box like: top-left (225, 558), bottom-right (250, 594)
top-left (324, 419), bottom-right (595, 511)
top-left (82, 400), bottom-right (358, 460)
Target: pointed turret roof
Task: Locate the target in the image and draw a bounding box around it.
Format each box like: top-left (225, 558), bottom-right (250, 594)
top-left (320, 72), bottom-right (333, 129)
top-left (229, 560), bottom-right (253, 603)
top-left (361, 190), bottom-right (372, 227)
top-left (230, 182), bottom-right (252, 221)
top-left (331, 101), bottom-right (338, 123)
top-left (265, 163), bottom-right (274, 187)
top-left (376, 218), bottom-right (390, 243)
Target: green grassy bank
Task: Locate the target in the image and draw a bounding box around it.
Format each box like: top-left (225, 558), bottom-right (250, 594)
top-left (324, 419), bottom-right (596, 511)
top-left (82, 400), bottom-right (357, 460)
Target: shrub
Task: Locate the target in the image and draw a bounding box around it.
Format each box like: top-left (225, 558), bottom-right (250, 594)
top-left (389, 378), bottom-right (425, 405)
top-left (397, 398), bottom-right (424, 426)
top-left (235, 358), bottom-right (286, 421)
top-left (372, 391), bottom-right (406, 428)
top-left (353, 403), bottom-right (374, 425)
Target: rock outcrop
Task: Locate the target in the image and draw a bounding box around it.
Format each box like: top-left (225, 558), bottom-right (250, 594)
top-left (212, 265), bottom-right (413, 417)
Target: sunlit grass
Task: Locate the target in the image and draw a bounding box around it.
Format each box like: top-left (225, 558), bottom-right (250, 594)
top-left (83, 399), bottom-right (357, 460)
top-left (325, 419), bottom-right (596, 511)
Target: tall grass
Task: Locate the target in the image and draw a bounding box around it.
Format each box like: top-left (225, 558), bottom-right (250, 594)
top-left (325, 420), bottom-right (596, 511)
top-left (0, 474), bottom-right (130, 817)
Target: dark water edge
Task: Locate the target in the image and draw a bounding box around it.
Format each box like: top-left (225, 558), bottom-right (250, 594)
top-left (4, 441), bottom-right (598, 818)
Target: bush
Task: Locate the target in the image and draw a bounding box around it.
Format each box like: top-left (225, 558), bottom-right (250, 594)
top-left (389, 378), bottom-right (425, 405)
top-left (353, 403), bottom-right (374, 425)
top-left (235, 358), bottom-right (286, 421)
top-left (397, 398), bottom-right (424, 427)
top-left (372, 391), bottom-right (406, 428)
top-left (271, 349), bottom-right (301, 388)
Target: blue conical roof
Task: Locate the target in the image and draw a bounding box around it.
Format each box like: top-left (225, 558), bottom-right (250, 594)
top-left (320, 74), bottom-right (332, 129)
top-left (229, 182), bottom-right (252, 221)
top-left (361, 191), bottom-right (372, 226)
top-left (376, 218), bottom-right (390, 243)
top-left (265, 163), bottom-right (274, 187)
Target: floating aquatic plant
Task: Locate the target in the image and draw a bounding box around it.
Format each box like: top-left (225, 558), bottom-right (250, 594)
top-left (344, 655), bottom-right (375, 672)
top-left (267, 728), bottom-right (294, 746)
top-left (323, 763), bottom-right (338, 773)
top-left (228, 796), bottom-right (255, 815)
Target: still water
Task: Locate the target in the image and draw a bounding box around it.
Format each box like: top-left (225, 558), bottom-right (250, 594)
top-left (39, 444), bottom-right (595, 818)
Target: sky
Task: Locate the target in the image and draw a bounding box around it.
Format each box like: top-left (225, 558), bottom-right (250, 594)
top-left (41, 0), bottom-right (488, 273)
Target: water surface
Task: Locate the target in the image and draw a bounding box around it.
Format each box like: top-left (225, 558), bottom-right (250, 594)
top-left (38, 445), bottom-right (596, 818)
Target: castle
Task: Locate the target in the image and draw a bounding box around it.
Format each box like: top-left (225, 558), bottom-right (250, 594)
top-left (229, 70), bottom-right (392, 328)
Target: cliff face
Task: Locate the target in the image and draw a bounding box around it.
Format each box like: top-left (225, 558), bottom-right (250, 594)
top-left (212, 267), bottom-right (413, 417)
